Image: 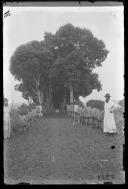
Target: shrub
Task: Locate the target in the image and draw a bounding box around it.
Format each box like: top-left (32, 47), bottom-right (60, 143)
top-left (114, 108), bottom-right (124, 142)
top-left (86, 100), bottom-right (104, 111)
top-left (119, 99), bottom-right (124, 107)
top-left (10, 104), bottom-right (31, 135)
top-left (28, 103), bottom-right (36, 112)
top-left (18, 103), bottom-right (29, 116)
top-left (119, 99), bottom-right (124, 113)
top-left (10, 104), bottom-right (21, 133)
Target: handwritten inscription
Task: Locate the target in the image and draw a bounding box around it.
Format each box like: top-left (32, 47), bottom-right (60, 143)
top-left (97, 173), bottom-right (115, 181)
top-left (4, 10), bottom-right (11, 18)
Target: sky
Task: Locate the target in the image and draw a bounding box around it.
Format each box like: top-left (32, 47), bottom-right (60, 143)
top-left (3, 6), bottom-right (124, 105)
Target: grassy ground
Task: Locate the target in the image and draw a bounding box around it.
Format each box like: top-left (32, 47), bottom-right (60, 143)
top-left (4, 112), bottom-right (124, 184)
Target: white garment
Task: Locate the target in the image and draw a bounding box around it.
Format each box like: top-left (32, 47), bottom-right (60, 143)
top-left (79, 96), bottom-right (87, 106)
top-left (103, 100), bottom-right (117, 133)
top-left (36, 105), bottom-right (43, 117)
top-left (4, 106), bottom-right (11, 138)
top-left (74, 105), bottom-right (79, 112)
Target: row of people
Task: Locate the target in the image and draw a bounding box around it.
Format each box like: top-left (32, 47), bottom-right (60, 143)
top-left (67, 103), bottom-right (104, 129)
top-left (67, 93), bottom-right (122, 136)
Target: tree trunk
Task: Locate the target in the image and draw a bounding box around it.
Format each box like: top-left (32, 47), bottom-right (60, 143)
top-left (45, 86), bottom-right (54, 112)
top-left (69, 85), bottom-right (73, 103)
top-left (46, 88), bottom-right (50, 112)
top-left (38, 90), bottom-right (41, 105)
top-left (40, 91), bottom-right (44, 104)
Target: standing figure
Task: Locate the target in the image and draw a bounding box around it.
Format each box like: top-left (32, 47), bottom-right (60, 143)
top-left (4, 98), bottom-right (11, 139)
top-left (103, 93), bottom-right (117, 134)
top-left (36, 105), bottom-right (43, 117)
top-left (73, 100), bottom-right (79, 125)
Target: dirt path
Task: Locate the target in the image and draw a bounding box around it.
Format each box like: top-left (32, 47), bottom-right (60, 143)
top-left (4, 113), bottom-right (123, 184)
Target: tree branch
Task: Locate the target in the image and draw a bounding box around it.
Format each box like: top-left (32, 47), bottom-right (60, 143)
top-left (32, 88), bottom-right (38, 95)
top-left (33, 75), bottom-right (42, 105)
top-left (34, 74), bottom-right (41, 90)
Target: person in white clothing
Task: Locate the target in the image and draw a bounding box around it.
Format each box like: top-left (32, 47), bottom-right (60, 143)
top-left (4, 98), bottom-right (11, 139)
top-left (36, 105), bottom-right (43, 117)
top-left (103, 93), bottom-right (117, 135)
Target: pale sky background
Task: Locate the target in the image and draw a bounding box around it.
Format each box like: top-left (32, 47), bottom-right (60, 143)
top-left (3, 6), bottom-right (124, 105)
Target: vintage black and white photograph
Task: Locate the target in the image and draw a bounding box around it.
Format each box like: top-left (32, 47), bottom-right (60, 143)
top-left (3, 3), bottom-right (124, 184)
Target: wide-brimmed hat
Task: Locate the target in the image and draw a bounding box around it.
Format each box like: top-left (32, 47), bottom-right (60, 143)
top-left (104, 93), bottom-right (111, 97)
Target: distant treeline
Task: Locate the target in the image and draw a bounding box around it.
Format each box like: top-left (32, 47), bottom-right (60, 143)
top-left (86, 99), bottom-right (124, 111)
top-left (86, 100), bottom-right (104, 111)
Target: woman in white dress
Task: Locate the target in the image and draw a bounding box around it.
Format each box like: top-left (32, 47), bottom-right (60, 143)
top-left (4, 98), bottom-right (11, 139)
top-left (103, 93), bottom-right (117, 135)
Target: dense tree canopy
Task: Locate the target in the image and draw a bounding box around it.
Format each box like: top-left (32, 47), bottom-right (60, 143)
top-left (44, 24), bottom-right (108, 102)
top-left (10, 23), bottom-right (109, 109)
top-left (10, 41), bottom-right (54, 103)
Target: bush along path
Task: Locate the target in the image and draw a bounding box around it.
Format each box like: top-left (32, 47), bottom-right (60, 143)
top-left (4, 113), bottom-right (123, 184)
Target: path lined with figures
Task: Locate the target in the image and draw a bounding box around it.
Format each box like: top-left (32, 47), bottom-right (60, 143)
top-left (4, 113), bottom-right (123, 184)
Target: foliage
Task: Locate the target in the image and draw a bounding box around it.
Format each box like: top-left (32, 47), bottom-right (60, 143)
top-left (10, 41), bottom-right (54, 103)
top-left (18, 103), bottom-right (29, 116)
top-left (10, 104), bottom-right (31, 134)
top-left (4, 97), bottom-right (8, 104)
top-left (119, 99), bottom-right (124, 106)
top-left (119, 99), bottom-right (124, 112)
top-left (18, 103), bottom-right (37, 116)
top-left (9, 104), bottom-right (22, 132)
top-left (86, 100), bottom-right (105, 111)
top-left (44, 24), bottom-right (109, 99)
top-left (10, 24), bottom-right (109, 107)
top-left (28, 103), bottom-right (37, 112)
top-left (114, 107), bottom-right (124, 144)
